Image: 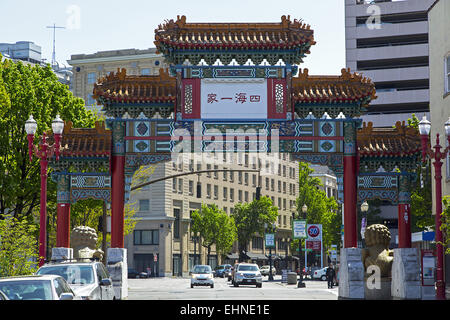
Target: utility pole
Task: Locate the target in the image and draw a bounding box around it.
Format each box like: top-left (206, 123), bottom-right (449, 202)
top-left (46, 23), bottom-right (65, 67)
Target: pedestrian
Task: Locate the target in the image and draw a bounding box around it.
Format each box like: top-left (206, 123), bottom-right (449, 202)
top-left (326, 263), bottom-right (336, 289)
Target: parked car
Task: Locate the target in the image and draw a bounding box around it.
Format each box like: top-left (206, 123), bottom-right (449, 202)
top-left (312, 267), bottom-right (328, 281)
top-left (214, 264), bottom-right (231, 278)
top-left (0, 275), bottom-right (78, 300)
top-left (36, 261), bottom-right (115, 300)
top-left (232, 263), bottom-right (262, 288)
top-left (128, 268), bottom-right (140, 278)
top-left (260, 265), bottom-right (276, 276)
top-left (0, 290), bottom-right (8, 300)
top-left (190, 265), bottom-right (214, 288)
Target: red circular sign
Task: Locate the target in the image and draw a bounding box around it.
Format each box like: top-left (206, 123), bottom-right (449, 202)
top-left (308, 225), bottom-right (320, 238)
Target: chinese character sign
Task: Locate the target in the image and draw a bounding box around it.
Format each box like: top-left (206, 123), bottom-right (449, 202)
top-left (201, 79), bottom-right (267, 119)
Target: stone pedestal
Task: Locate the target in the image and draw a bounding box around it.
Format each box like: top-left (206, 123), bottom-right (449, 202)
top-left (51, 247), bottom-right (73, 262)
top-left (107, 248), bottom-right (128, 300)
top-left (365, 277), bottom-right (392, 300)
top-left (391, 248), bottom-right (421, 300)
top-left (338, 248), bottom-right (364, 299)
top-left (287, 272), bottom-right (297, 285)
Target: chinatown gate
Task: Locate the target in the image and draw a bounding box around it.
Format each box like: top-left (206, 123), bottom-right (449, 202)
top-left (49, 16), bottom-right (423, 299)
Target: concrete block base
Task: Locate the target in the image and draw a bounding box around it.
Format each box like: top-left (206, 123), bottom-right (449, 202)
top-left (338, 248), bottom-right (365, 300)
top-left (391, 248), bottom-right (421, 300)
top-left (107, 248), bottom-right (128, 300)
top-left (51, 247), bottom-right (73, 262)
top-left (365, 277), bottom-right (391, 300)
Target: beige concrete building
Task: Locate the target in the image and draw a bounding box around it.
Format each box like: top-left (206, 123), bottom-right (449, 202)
top-left (428, 0), bottom-right (450, 214)
top-left (67, 48), bottom-right (167, 112)
top-left (126, 152), bottom-right (300, 277)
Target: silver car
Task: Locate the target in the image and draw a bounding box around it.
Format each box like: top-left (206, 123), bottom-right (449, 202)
top-left (190, 265), bottom-right (214, 288)
top-left (37, 261), bottom-right (115, 300)
top-left (232, 263), bottom-right (263, 288)
top-left (0, 275), bottom-right (78, 300)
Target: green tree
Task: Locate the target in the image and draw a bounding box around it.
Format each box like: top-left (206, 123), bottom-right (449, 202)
top-left (0, 216), bottom-right (39, 276)
top-left (294, 162), bottom-right (339, 254)
top-left (406, 114), bottom-right (434, 231)
top-left (0, 57), bottom-right (97, 220)
top-left (440, 196), bottom-right (450, 254)
top-left (191, 204), bottom-right (237, 264)
top-left (232, 196), bottom-right (278, 262)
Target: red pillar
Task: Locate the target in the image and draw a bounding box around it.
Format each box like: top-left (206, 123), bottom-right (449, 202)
top-left (39, 157), bottom-right (48, 267)
top-left (343, 155), bottom-right (357, 248)
top-left (433, 158), bottom-right (446, 299)
top-left (56, 203), bottom-right (71, 247)
top-left (111, 155), bottom-right (125, 248)
top-left (397, 203), bottom-right (411, 248)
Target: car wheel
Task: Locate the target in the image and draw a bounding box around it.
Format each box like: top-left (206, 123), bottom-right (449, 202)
top-left (321, 275), bottom-right (327, 281)
top-left (191, 284), bottom-right (194, 288)
top-left (257, 284), bottom-right (262, 288)
top-left (234, 282), bottom-right (239, 287)
top-left (210, 284), bottom-right (214, 288)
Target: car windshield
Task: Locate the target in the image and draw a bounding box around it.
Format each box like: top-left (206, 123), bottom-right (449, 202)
top-left (192, 266), bottom-right (211, 274)
top-left (238, 265), bottom-right (259, 271)
top-left (37, 265), bottom-right (95, 285)
top-left (0, 280), bottom-right (53, 300)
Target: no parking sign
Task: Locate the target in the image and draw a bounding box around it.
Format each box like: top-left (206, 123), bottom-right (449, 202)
top-left (307, 224), bottom-right (322, 241)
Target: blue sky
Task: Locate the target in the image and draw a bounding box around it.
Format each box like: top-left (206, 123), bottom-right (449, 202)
top-left (0, 0), bottom-right (345, 75)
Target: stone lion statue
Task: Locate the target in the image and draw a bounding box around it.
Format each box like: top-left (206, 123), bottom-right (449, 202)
top-left (361, 224), bottom-right (394, 278)
top-left (70, 226), bottom-right (104, 261)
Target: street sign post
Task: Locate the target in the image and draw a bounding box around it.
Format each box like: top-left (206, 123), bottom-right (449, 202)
top-left (293, 220), bottom-right (307, 239)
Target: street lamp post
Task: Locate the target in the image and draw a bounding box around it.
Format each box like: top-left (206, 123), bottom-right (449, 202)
top-left (25, 115), bottom-right (64, 267)
top-left (265, 223), bottom-right (276, 281)
top-left (291, 204), bottom-right (307, 288)
top-left (418, 115), bottom-right (450, 300)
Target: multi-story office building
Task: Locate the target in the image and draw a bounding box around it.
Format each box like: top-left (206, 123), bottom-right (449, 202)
top-left (309, 165), bottom-right (338, 201)
top-left (345, 0), bottom-right (435, 127)
top-left (126, 152), bottom-right (300, 277)
top-left (67, 48), bottom-right (167, 112)
top-left (0, 41), bottom-right (42, 64)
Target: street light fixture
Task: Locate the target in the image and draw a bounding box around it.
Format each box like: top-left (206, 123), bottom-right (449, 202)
top-left (25, 114), bottom-right (64, 266)
top-left (418, 115), bottom-right (450, 300)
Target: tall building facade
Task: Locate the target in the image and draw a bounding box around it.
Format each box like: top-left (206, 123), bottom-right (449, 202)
top-left (0, 41), bottom-right (42, 64)
top-left (345, 0), bottom-right (435, 127)
top-left (126, 152), bottom-right (300, 277)
top-left (68, 48), bottom-right (168, 111)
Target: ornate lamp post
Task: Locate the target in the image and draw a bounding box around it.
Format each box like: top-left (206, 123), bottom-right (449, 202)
top-left (418, 115), bottom-right (450, 300)
top-left (25, 115), bottom-right (64, 266)
top-left (291, 204), bottom-right (307, 288)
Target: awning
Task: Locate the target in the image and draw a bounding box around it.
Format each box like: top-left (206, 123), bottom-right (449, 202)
top-left (226, 253), bottom-right (239, 260)
top-left (245, 252), bottom-right (268, 260)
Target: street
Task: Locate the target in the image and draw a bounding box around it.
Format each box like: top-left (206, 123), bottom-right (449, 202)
top-left (127, 275), bottom-right (338, 300)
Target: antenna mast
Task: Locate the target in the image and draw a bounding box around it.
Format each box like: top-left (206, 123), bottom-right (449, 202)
top-left (46, 23), bottom-right (65, 67)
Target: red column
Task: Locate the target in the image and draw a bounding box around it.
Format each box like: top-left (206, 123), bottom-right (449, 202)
top-left (111, 155), bottom-right (125, 248)
top-left (433, 158), bottom-right (446, 299)
top-left (56, 203), bottom-right (71, 247)
top-left (343, 155), bottom-right (357, 248)
top-left (397, 203), bottom-right (411, 248)
top-left (39, 157), bottom-right (48, 267)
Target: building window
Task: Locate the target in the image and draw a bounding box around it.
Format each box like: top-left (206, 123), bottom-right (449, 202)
top-left (134, 230), bottom-right (159, 245)
top-left (214, 185), bottom-right (218, 199)
top-left (230, 188), bottom-right (234, 202)
top-left (87, 72), bottom-right (96, 84)
top-left (252, 237), bottom-right (263, 250)
top-left (207, 184), bottom-right (211, 199)
top-left (174, 208), bottom-right (180, 239)
top-left (139, 199), bottom-right (150, 212)
top-left (141, 68), bottom-right (151, 75)
top-left (223, 187), bottom-right (228, 201)
top-left (189, 180), bottom-right (194, 195)
top-left (86, 94), bottom-right (96, 106)
top-left (446, 55), bottom-right (450, 94)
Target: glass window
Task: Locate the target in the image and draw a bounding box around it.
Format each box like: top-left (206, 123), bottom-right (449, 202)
top-left (139, 199), bottom-right (149, 211)
top-left (141, 68), bottom-right (151, 75)
top-left (174, 208), bottom-right (180, 239)
top-left (134, 230), bottom-right (159, 245)
top-left (87, 72), bottom-right (96, 84)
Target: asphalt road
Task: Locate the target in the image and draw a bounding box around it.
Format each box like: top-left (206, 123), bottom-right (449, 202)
top-left (127, 275), bottom-right (338, 300)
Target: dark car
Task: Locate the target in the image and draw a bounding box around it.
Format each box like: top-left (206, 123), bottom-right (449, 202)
top-left (128, 268), bottom-right (140, 278)
top-left (214, 264), bottom-right (231, 278)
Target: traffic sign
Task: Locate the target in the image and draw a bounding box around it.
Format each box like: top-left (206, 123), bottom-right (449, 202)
top-left (265, 233), bottom-right (275, 248)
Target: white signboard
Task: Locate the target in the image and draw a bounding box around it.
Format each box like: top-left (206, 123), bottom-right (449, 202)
top-left (293, 220), bottom-right (307, 239)
top-left (200, 78), bottom-right (267, 119)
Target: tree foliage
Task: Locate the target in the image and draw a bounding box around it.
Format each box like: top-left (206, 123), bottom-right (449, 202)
top-left (0, 216), bottom-right (39, 276)
top-left (0, 57), bottom-right (97, 220)
top-left (191, 204), bottom-right (237, 262)
top-left (232, 196), bottom-right (278, 261)
top-left (294, 162), bottom-right (340, 252)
